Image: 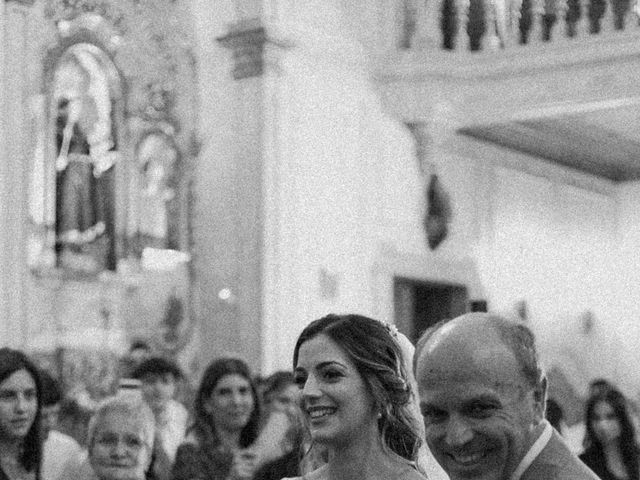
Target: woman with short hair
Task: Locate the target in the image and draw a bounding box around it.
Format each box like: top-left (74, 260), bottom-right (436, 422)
top-left (87, 396), bottom-right (155, 480)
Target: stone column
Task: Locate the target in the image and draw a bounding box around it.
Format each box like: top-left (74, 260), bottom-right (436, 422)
top-left (1, 0), bottom-right (35, 347)
top-left (216, 17), bottom-right (292, 372)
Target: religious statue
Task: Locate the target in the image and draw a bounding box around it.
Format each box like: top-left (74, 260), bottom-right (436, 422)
top-left (137, 132), bottom-right (179, 251)
top-left (55, 93), bottom-right (117, 272)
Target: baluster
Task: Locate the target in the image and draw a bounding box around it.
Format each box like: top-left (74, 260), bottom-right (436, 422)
top-left (553, 0), bottom-right (569, 40)
top-left (565, 0), bottom-right (582, 37)
top-left (399, 0), bottom-right (417, 49)
top-left (633, 0), bottom-right (640, 27)
top-left (541, 0), bottom-right (558, 41)
top-left (601, 0), bottom-right (616, 30)
top-left (467, 0), bottom-right (487, 49)
top-left (508, 0), bottom-right (524, 46)
top-left (541, 0), bottom-right (552, 40)
top-left (575, 0), bottom-right (591, 34)
top-left (457, 0), bottom-right (472, 49)
top-left (611, 0), bottom-right (631, 29)
top-left (414, 0), bottom-right (443, 48)
top-left (440, 0), bottom-right (458, 49)
top-left (518, 0), bottom-right (534, 43)
top-left (587, 0), bottom-right (608, 33)
top-left (530, 0), bottom-right (546, 42)
top-left (493, 0), bottom-right (518, 47)
top-left (484, 0), bottom-right (503, 49)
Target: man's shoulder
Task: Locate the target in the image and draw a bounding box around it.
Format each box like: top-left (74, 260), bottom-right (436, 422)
top-left (522, 430), bottom-right (599, 480)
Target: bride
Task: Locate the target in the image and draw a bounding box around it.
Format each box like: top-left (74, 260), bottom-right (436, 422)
top-left (286, 314), bottom-right (428, 480)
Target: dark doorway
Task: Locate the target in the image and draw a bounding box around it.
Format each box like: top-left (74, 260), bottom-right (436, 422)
top-left (393, 277), bottom-right (469, 343)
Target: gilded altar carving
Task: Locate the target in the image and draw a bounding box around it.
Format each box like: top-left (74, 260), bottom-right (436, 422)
top-left (28, 0), bottom-right (197, 273)
top-left (26, 0), bottom-right (198, 372)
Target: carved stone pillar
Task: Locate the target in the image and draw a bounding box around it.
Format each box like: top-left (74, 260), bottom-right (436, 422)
top-left (217, 18), bottom-right (291, 80)
top-left (217, 19), bottom-right (268, 79)
top-left (1, 0), bottom-right (35, 346)
top-left (215, 18), bottom-right (292, 370)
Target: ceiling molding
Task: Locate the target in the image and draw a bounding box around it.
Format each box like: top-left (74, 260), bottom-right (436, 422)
top-left (460, 115), bottom-right (640, 182)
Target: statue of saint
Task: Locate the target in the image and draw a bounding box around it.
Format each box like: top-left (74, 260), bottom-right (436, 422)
top-left (55, 95), bottom-right (117, 272)
top-left (137, 132), bottom-right (178, 251)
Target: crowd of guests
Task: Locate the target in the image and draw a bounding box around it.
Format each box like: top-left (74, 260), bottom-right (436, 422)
top-left (0, 312), bottom-right (638, 480)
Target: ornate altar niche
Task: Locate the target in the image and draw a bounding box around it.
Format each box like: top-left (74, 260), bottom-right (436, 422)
top-left (26, 0), bottom-right (199, 405)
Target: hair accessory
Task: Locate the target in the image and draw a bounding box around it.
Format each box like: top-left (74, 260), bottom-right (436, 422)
top-left (382, 322), bottom-right (399, 339)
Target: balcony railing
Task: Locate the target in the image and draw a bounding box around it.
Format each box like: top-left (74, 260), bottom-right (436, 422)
top-left (399, 0), bottom-right (640, 51)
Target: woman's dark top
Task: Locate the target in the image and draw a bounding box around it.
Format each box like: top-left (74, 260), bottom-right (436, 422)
top-left (253, 450), bottom-right (300, 480)
top-left (580, 447), bottom-right (631, 480)
top-left (172, 442), bottom-right (234, 480)
top-left (172, 442), bottom-right (300, 480)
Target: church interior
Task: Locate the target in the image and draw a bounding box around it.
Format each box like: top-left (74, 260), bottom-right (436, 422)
top-left (2, 0), bottom-right (640, 441)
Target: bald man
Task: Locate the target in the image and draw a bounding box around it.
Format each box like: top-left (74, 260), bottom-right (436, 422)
top-left (414, 313), bottom-right (598, 480)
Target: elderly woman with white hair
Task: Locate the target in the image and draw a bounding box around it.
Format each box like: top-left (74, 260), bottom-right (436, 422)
top-left (88, 396), bottom-right (155, 480)
top-left (60, 396), bottom-right (156, 480)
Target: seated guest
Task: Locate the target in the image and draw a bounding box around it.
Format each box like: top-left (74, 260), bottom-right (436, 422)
top-left (261, 371), bottom-right (299, 413)
top-left (87, 396), bottom-right (155, 480)
top-left (132, 357), bottom-right (188, 480)
top-left (40, 370), bottom-right (84, 480)
top-left (564, 378), bottom-right (617, 455)
top-left (414, 312), bottom-right (599, 480)
top-left (253, 372), bottom-right (303, 480)
top-left (0, 349), bottom-right (43, 480)
top-left (579, 387), bottom-right (640, 480)
top-left (172, 357), bottom-right (262, 480)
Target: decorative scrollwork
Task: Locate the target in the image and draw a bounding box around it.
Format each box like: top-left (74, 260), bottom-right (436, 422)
top-left (45, 0), bottom-right (195, 120)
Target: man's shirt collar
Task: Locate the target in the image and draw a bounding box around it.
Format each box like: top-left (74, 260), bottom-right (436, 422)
top-left (510, 420), bottom-right (553, 480)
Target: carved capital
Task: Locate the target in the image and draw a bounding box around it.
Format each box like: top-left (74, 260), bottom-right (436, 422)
top-left (217, 18), bottom-right (291, 80)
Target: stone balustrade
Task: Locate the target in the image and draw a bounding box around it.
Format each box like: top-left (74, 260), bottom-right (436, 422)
top-left (399, 0), bottom-right (640, 51)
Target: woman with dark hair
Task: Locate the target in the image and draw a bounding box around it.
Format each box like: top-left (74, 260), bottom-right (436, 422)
top-left (579, 387), bottom-right (640, 480)
top-left (0, 348), bottom-right (43, 480)
top-left (172, 357), bottom-right (261, 480)
top-left (286, 314), bottom-right (427, 480)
